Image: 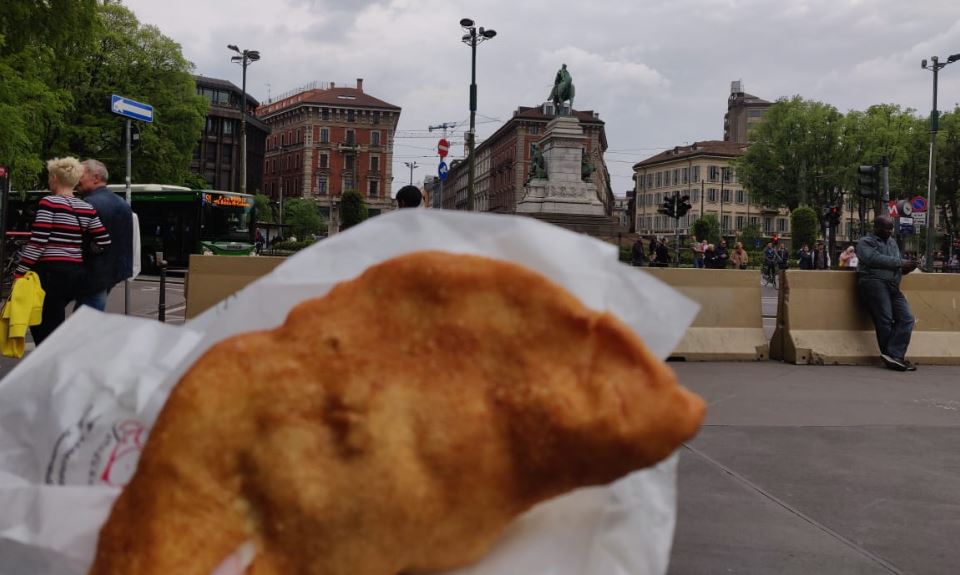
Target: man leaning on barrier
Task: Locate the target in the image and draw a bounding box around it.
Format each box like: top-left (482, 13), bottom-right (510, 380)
top-left (856, 215), bottom-right (917, 371)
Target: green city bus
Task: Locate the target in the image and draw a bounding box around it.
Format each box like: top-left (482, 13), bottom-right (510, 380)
top-left (4, 185), bottom-right (255, 271)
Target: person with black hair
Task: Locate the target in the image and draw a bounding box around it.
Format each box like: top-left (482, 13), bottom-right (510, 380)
top-left (396, 185), bottom-right (423, 209)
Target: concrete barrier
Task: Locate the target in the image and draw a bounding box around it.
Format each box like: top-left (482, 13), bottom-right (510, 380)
top-left (644, 268), bottom-right (769, 361)
top-left (770, 270), bottom-right (960, 365)
top-left (185, 255), bottom-right (286, 319)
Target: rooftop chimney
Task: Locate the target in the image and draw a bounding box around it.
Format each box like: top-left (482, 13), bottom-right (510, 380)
top-left (357, 78), bottom-right (363, 92)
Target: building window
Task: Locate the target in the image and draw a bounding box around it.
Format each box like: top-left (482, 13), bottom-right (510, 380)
top-left (722, 216), bottom-right (730, 232)
top-left (722, 189), bottom-right (731, 203)
top-left (736, 215), bottom-right (745, 230)
top-left (320, 128), bottom-right (329, 143)
top-left (205, 144), bottom-right (216, 163)
top-left (372, 111), bottom-right (380, 124)
top-left (280, 133), bottom-right (286, 146)
top-left (707, 188), bottom-right (717, 202)
top-left (692, 165), bottom-right (701, 182)
top-left (205, 117), bottom-right (218, 133)
top-left (529, 125), bottom-right (540, 135)
top-left (777, 218), bottom-right (787, 232)
top-left (673, 169), bottom-right (680, 186)
top-left (681, 167), bottom-right (689, 184)
top-left (319, 153), bottom-right (328, 169)
top-left (345, 130), bottom-right (355, 145)
top-left (347, 109), bottom-right (355, 123)
top-left (655, 193), bottom-right (662, 205)
top-left (342, 174), bottom-right (354, 192)
top-left (370, 156), bottom-right (380, 172)
top-left (223, 120), bottom-right (234, 136)
top-left (368, 180), bottom-right (379, 197)
top-left (371, 131), bottom-right (381, 146)
top-left (708, 165), bottom-right (720, 182)
top-left (646, 174), bottom-right (653, 189)
top-left (764, 217), bottom-right (773, 233)
top-left (322, 108), bottom-right (330, 121)
top-left (724, 168), bottom-right (733, 183)
top-left (655, 172), bottom-right (662, 188)
top-left (222, 143), bottom-right (233, 161)
top-left (317, 175), bottom-right (328, 195)
top-left (345, 155), bottom-right (355, 171)
top-left (691, 189), bottom-right (700, 203)
top-left (750, 216), bottom-right (759, 228)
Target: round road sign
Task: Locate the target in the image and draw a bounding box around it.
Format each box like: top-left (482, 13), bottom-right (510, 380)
top-left (438, 161), bottom-right (449, 182)
top-left (438, 138), bottom-right (450, 158)
top-left (911, 196), bottom-right (928, 212)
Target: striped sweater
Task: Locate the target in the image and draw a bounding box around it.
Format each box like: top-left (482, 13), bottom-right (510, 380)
top-left (16, 195), bottom-right (111, 275)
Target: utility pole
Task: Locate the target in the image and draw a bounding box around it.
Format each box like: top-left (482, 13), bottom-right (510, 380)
top-left (460, 18), bottom-right (497, 211)
top-left (429, 122), bottom-right (456, 208)
top-left (227, 45), bottom-right (260, 194)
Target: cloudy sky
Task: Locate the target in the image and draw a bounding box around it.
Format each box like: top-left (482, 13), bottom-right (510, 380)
top-left (123, 0), bottom-right (960, 197)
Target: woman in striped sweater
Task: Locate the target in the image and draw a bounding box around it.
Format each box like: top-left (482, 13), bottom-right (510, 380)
top-left (16, 157), bottom-right (111, 345)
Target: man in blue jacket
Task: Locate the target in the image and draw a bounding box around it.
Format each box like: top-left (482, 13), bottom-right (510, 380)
top-left (856, 215), bottom-right (917, 371)
top-left (76, 159), bottom-right (134, 311)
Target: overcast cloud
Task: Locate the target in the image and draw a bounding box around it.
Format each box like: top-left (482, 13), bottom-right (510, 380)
top-left (124, 0), bottom-right (960, 196)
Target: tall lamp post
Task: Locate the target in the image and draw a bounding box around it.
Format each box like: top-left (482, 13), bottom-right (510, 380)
top-left (460, 18), bottom-right (496, 211)
top-left (227, 44), bottom-right (260, 195)
top-left (404, 161), bottom-right (418, 185)
top-left (921, 53), bottom-right (960, 271)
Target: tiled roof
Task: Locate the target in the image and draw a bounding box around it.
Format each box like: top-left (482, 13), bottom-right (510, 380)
top-left (257, 85), bottom-right (400, 117)
top-left (633, 140), bottom-right (747, 169)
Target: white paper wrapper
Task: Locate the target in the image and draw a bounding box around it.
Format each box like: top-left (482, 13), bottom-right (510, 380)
top-left (0, 210), bottom-right (697, 575)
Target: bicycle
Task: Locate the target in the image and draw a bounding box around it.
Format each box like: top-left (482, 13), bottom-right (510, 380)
top-left (1, 233), bottom-right (30, 299)
top-left (761, 263), bottom-right (778, 289)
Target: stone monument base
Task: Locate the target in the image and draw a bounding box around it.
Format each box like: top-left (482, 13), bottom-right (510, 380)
top-left (516, 179), bottom-right (605, 216)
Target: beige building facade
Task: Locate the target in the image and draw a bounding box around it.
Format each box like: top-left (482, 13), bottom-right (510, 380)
top-left (632, 140), bottom-right (791, 244)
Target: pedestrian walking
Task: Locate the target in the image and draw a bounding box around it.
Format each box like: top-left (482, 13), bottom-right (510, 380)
top-left (15, 157), bottom-right (111, 345)
top-left (856, 216), bottom-right (917, 371)
top-left (654, 238), bottom-right (670, 268)
top-left (839, 245), bottom-right (858, 269)
top-left (631, 238), bottom-right (646, 267)
top-left (692, 238), bottom-right (706, 269)
top-left (731, 242), bottom-right (748, 270)
top-left (797, 244), bottom-right (814, 270)
top-left (715, 239), bottom-right (730, 269)
top-left (75, 159), bottom-right (134, 311)
top-left (813, 241), bottom-right (830, 269)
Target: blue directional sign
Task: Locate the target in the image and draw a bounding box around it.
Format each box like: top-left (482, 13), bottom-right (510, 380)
top-left (438, 161), bottom-right (449, 182)
top-left (111, 94), bottom-right (154, 123)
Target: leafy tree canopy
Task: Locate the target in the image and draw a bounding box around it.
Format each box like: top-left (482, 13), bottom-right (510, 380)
top-left (340, 191), bottom-right (368, 230)
top-left (790, 206), bottom-right (819, 251)
top-left (283, 198), bottom-right (327, 239)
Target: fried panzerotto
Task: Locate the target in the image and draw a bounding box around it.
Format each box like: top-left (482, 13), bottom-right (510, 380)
top-left (90, 251), bottom-right (705, 575)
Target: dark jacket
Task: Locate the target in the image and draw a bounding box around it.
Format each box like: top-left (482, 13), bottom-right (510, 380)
top-left (81, 186), bottom-right (134, 293)
top-left (704, 248), bottom-right (719, 268)
top-left (631, 240), bottom-right (646, 266)
top-left (715, 245), bottom-right (729, 268)
top-left (856, 234), bottom-right (903, 285)
top-left (797, 249), bottom-right (814, 270)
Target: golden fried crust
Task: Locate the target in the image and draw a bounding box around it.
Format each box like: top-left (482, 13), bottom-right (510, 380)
top-left (90, 251), bottom-right (705, 575)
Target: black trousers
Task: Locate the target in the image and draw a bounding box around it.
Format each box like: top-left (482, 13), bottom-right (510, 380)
top-left (30, 262), bottom-right (84, 345)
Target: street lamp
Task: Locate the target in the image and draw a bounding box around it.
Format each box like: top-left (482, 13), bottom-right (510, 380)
top-left (921, 52), bottom-right (960, 271)
top-left (227, 44), bottom-right (260, 195)
top-left (460, 18), bottom-right (496, 211)
top-left (404, 161), bottom-right (418, 185)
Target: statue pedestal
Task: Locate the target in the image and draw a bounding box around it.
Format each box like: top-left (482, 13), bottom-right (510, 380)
top-left (517, 116), bottom-right (604, 216)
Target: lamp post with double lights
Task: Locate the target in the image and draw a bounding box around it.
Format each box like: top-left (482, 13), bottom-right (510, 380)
top-left (921, 53), bottom-right (960, 271)
top-left (460, 18), bottom-right (496, 211)
top-left (227, 44), bottom-right (260, 195)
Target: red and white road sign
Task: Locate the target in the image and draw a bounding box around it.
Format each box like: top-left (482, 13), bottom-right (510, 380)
top-left (437, 138), bottom-right (450, 158)
top-left (887, 200), bottom-right (899, 217)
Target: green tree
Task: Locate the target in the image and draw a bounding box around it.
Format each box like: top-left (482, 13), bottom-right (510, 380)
top-left (841, 104), bottom-right (928, 201)
top-left (738, 221), bottom-right (764, 251)
top-left (691, 215), bottom-right (720, 245)
top-left (340, 191), bottom-right (368, 230)
top-left (283, 198), bottom-right (326, 239)
top-left (790, 206), bottom-right (819, 252)
top-left (935, 107), bottom-right (960, 246)
top-left (736, 97), bottom-right (847, 212)
top-left (253, 193), bottom-right (275, 224)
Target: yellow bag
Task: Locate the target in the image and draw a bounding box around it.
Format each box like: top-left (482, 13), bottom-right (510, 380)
top-left (0, 272), bottom-right (46, 358)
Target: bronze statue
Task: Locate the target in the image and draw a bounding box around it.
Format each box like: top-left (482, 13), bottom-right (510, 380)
top-left (548, 64), bottom-right (575, 114)
top-left (528, 143), bottom-right (547, 181)
top-left (581, 150), bottom-right (595, 181)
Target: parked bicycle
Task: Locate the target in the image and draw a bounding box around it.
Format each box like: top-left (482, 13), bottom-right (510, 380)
top-left (1, 232), bottom-right (30, 299)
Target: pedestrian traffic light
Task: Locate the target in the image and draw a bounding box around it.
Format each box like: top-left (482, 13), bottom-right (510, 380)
top-left (676, 195), bottom-right (692, 218)
top-left (857, 165), bottom-right (879, 198)
top-left (658, 194), bottom-right (677, 218)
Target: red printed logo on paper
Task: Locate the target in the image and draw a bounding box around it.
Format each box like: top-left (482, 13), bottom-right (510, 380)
top-left (99, 420), bottom-right (147, 486)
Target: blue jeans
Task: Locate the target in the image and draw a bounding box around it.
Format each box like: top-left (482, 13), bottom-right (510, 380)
top-left (76, 288), bottom-right (110, 312)
top-left (694, 257), bottom-right (704, 269)
top-left (858, 278), bottom-right (915, 360)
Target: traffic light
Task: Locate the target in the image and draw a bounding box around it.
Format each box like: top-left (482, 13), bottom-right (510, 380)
top-left (658, 194), bottom-right (677, 218)
top-left (857, 165), bottom-right (879, 198)
top-left (676, 195), bottom-right (692, 218)
top-left (828, 206), bottom-right (840, 227)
